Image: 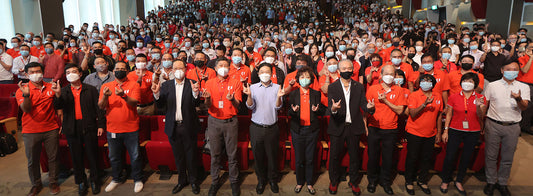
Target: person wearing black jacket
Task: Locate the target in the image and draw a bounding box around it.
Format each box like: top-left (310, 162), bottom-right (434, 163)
top-left (55, 64), bottom-right (105, 196)
top-left (152, 60), bottom-right (202, 195)
top-left (288, 66), bottom-right (325, 195)
top-left (327, 60), bottom-right (375, 195)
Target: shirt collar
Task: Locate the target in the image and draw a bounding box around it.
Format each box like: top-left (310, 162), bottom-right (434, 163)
top-left (175, 79), bottom-right (184, 86)
top-left (259, 82), bottom-right (273, 88)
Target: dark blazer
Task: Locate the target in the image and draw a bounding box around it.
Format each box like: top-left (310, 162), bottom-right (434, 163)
top-left (55, 83), bottom-right (105, 135)
top-left (288, 88), bottom-right (325, 133)
top-left (327, 79), bottom-right (374, 136)
top-left (155, 78), bottom-right (202, 138)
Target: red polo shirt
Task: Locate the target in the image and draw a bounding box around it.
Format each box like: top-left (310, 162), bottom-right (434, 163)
top-left (16, 82), bottom-right (59, 133)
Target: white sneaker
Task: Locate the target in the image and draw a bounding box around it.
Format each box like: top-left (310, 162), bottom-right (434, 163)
top-left (105, 181), bottom-right (120, 192)
top-left (134, 181), bottom-right (143, 193)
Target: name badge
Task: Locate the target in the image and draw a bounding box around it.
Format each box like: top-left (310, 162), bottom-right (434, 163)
top-left (218, 101), bottom-right (224, 108)
top-left (462, 121), bottom-right (469, 129)
top-left (111, 133), bottom-right (116, 138)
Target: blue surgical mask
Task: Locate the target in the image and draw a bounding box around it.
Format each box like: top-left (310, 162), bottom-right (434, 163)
top-left (33, 41), bottom-right (40, 46)
top-left (470, 45), bottom-right (478, 50)
top-left (285, 48), bottom-right (293, 55)
top-left (503, 71), bottom-right (519, 81)
top-left (422, 63), bottom-right (434, 71)
top-left (394, 78), bottom-right (404, 85)
top-left (463, 38), bottom-right (470, 43)
top-left (339, 45), bottom-right (346, 51)
top-left (420, 81), bottom-right (433, 91)
top-left (299, 78), bottom-right (311, 87)
top-left (447, 39), bottom-right (455, 44)
top-left (172, 52), bottom-right (179, 59)
top-left (232, 56), bottom-right (242, 64)
top-left (127, 55), bottom-right (136, 62)
top-left (391, 58), bottom-right (402, 65)
top-left (45, 48), bottom-right (54, 54)
top-left (173, 37), bottom-right (179, 41)
top-left (162, 60), bottom-right (172, 68)
top-left (327, 64), bottom-right (338, 72)
top-left (442, 53), bottom-right (451, 60)
top-left (151, 53), bottom-right (161, 60)
top-left (20, 50), bottom-right (30, 56)
top-left (136, 42), bottom-right (143, 48)
top-left (202, 43), bottom-right (209, 48)
top-left (325, 51), bottom-right (334, 57)
top-left (156, 38), bottom-right (162, 42)
top-left (164, 43), bottom-right (171, 48)
top-left (386, 43), bottom-right (392, 48)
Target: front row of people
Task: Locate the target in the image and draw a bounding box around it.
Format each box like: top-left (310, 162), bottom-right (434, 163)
top-left (16, 58), bottom-right (529, 196)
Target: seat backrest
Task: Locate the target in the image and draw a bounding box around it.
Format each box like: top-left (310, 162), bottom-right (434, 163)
top-left (149, 115), bottom-right (168, 141)
top-left (0, 84), bottom-right (19, 97)
top-left (237, 115), bottom-right (251, 141)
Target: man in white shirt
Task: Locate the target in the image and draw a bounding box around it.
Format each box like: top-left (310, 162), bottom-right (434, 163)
top-left (0, 42), bottom-right (14, 84)
top-left (483, 62), bottom-right (530, 196)
top-left (12, 45), bottom-right (38, 82)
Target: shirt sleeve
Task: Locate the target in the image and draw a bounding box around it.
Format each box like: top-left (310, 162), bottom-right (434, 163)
top-left (522, 84), bottom-right (531, 101)
top-left (233, 80), bottom-right (243, 102)
top-left (129, 83), bottom-right (141, 101)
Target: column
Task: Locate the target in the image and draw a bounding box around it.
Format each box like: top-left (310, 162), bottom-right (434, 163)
top-left (39, 0), bottom-right (65, 37)
top-left (486, 0), bottom-right (524, 36)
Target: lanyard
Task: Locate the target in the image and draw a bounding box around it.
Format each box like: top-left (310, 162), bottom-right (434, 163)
top-left (463, 95), bottom-right (469, 120)
top-left (219, 79), bottom-right (227, 100)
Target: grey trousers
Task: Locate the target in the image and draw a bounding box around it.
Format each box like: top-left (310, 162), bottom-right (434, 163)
top-left (484, 119), bottom-right (520, 185)
top-left (207, 115), bottom-right (239, 184)
top-left (22, 129), bottom-right (59, 186)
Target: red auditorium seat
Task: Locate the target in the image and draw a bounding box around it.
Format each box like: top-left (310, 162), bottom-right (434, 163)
top-left (0, 84), bottom-right (18, 97)
top-left (145, 116), bottom-right (177, 171)
top-left (125, 115), bottom-right (156, 165)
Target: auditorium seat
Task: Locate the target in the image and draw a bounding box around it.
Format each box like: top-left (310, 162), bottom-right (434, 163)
top-left (145, 116), bottom-right (176, 171)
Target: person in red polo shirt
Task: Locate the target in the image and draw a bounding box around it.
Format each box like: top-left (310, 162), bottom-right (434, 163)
top-left (384, 49), bottom-right (416, 92)
top-left (447, 55), bottom-right (484, 95)
top-left (16, 62), bottom-right (61, 196)
top-left (127, 54), bottom-right (154, 115)
top-left (417, 54), bottom-right (451, 104)
top-left (404, 74), bottom-right (443, 195)
top-left (98, 62), bottom-right (144, 193)
top-left (365, 65), bottom-right (407, 195)
top-left (518, 42), bottom-right (533, 133)
top-left (203, 57), bottom-right (243, 196)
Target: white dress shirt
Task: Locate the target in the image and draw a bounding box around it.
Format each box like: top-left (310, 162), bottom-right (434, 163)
top-left (341, 81), bottom-right (352, 123)
top-left (174, 80), bottom-right (184, 120)
top-left (485, 79), bottom-right (530, 122)
top-left (12, 55), bottom-right (38, 79)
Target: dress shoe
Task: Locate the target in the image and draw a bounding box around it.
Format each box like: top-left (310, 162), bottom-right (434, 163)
top-left (440, 182), bottom-right (449, 193)
top-left (417, 182), bottom-right (431, 195)
top-left (484, 183), bottom-right (496, 196)
top-left (208, 184), bottom-right (220, 196)
top-left (91, 181), bottom-right (101, 195)
top-left (172, 183), bottom-right (189, 194)
top-left (497, 185), bottom-right (511, 196)
top-left (256, 183), bottom-right (265, 194)
top-left (231, 183), bottom-right (240, 196)
top-left (78, 183), bottom-right (88, 196)
top-left (307, 185), bottom-right (316, 195)
top-left (405, 184), bottom-right (415, 195)
top-left (455, 182), bottom-right (467, 195)
top-left (294, 185), bottom-right (303, 193)
top-left (191, 184), bottom-right (200, 194)
top-left (349, 182), bottom-right (361, 196)
top-left (27, 185), bottom-right (42, 196)
top-left (382, 185), bottom-right (394, 195)
top-left (329, 182), bottom-right (338, 194)
top-left (367, 183), bottom-right (377, 193)
top-left (49, 183), bottom-right (60, 195)
top-left (270, 182), bottom-right (279, 193)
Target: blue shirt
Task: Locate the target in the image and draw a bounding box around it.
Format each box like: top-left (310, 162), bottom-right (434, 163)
top-left (246, 82), bottom-right (282, 126)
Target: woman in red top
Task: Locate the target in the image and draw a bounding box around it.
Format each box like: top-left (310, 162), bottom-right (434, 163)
top-left (365, 54), bottom-right (383, 88)
top-left (440, 73), bottom-right (487, 194)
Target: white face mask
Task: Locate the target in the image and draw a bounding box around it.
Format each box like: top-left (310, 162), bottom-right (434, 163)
top-left (461, 82), bottom-right (475, 91)
top-left (135, 62), bottom-right (146, 69)
top-left (382, 75), bottom-right (394, 84)
top-left (29, 73), bottom-right (43, 83)
top-left (174, 70), bottom-right (185, 80)
top-left (264, 57), bottom-right (275, 64)
top-left (259, 73), bottom-right (271, 83)
top-left (217, 67), bottom-right (229, 77)
top-left (66, 73), bottom-right (80, 82)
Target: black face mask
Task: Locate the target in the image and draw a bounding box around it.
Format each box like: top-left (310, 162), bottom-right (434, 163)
top-left (57, 45), bottom-right (64, 50)
top-left (193, 60), bottom-right (205, 67)
top-left (94, 49), bottom-right (103, 55)
top-left (194, 50), bottom-right (202, 53)
top-left (294, 47), bottom-right (304, 54)
top-left (392, 42), bottom-right (400, 47)
top-left (340, 71), bottom-right (353, 79)
top-left (461, 63), bottom-right (473, 70)
top-left (114, 70), bottom-right (127, 79)
top-left (246, 47), bottom-right (254, 53)
top-left (347, 55), bottom-right (355, 61)
top-left (407, 53), bottom-right (416, 59)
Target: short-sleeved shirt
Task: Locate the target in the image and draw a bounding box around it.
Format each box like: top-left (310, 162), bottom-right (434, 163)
top-left (518, 55), bottom-right (533, 84)
top-left (366, 84), bottom-right (408, 129)
top-left (447, 70), bottom-right (485, 95)
top-left (229, 63), bottom-right (251, 83)
top-left (16, 82), bottom-right (59, 133)
top-left (186, 66), bottom-right (216, 92)
top-left (300, 89), bottom-right (311, 126)
top-left (318, 73), bottom-right (339, 106)
top-left (485, 79), bottom-right (531, 123)
top-left (283, 70), bottom-right (320, 92)
top-left (433, 60), bottom-right (457, 73)
top-left (127, 71), bottom-right (154, 105)
top-left (447, 91), bottom-right (486, 132)
top-left (0, 52), bottom-right (14, 81)
top-left (415, 69), bottom-right (450, 95)
top-left (205, 77), bottom-right (243, 119)
top-left (382, 62), bottom-right (416, 83)
top-left (30, 46), bottom-right (45, 57)
top-left (83, 72), bottom-right (115, 92)
top-left (99, 79), bottom-right (141, 133)
top-left (406, 90), bottom-right (443, 137)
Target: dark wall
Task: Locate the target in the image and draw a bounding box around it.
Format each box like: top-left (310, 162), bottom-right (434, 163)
top-left (39, 0), bottom-right (65, 37)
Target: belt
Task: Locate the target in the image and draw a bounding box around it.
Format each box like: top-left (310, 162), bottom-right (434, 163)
top-left (137, 101), bottom-right (154, 107)
top-left (252, 122), bottom-right (276, 128)
top-left (488, 117), bottom-right (518, 126)
top-left (175, 120), bottom-right (183, 124)
top-left (344, 122), bottom-right (352, 126)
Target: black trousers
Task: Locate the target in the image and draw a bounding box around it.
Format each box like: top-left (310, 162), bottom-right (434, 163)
top-left (250, 123), bottom-right (280, 183)
top-left (291, 126), bottom-right (319, 186)
top-left (367, 126), bottom-right (398, 186)
top-left (169, 123), bottom-right (199, 185)
top-left (328, 126), bottom-right (362, 185)
top-left (404, 133), bottom-right (435, 184)
top-left (440, 129), bottom-right (480, 183)
top-left (66, 120), bottom-right (99, 184)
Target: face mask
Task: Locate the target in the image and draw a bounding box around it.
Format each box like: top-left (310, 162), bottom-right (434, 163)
top-left (503, 71), bottom-right (519, 81)
top-left (470, 45), bottom-right (478, 50)
top-left (140, 32), bottom-right (146, 35)
top-left (125, 55), bottom-right (135, 62)
top-left (415, 46), bottom-right (423, 52)
top-left (386, 43), bottom-right (392, 48)
top-left (66, 73), bottom-right (80, 82)
top-left (262, 57), bottom-right (274, 64)
top-left (136, 42), bottom-right (143, 48)
top-left (478, 31), bottom-right (485, 36)
top-left (156, 38), bottom-right (162, 42)
top-left (347, 55), bottom-right (355, 61)
top-left (340, 71), bottom-right (353, 79)
top-left (114, 70), bottom-right (127, 79)
top-left (200, 43), bottom-right (209, 49)
top-left (327, 64), bottom-right (338, 72)
top-left (382, 75), bottom-right (394, 84)
top-left (325, 51), bottom-right (334, 57)
top-left (69, 42), bottom-right (76, 47)
top-left (173, 37), bottom-right (179, 41)
top-left (521, 38), bottom-right (527, 42)
top-left (45, 48), bottom-right (54, 54)
top-left (392, 42), bottom-right (400, 47)
top-left (368, 48), bottom-right (376, 53)
top-left (214, 42), bottom-right (220, 47)
top-left (308, 40), bottom-right (314, 44)
top-left (294, 47), bottom-right (304, 53)
top-left (29, 73), bottom-right (43, 83)
top-left (491, 46), bottom-right (500, 52)
top-left (420, 81), bottom-right (433, 91)
top-left (299, 78), bottom-right (311, 87)
top-left (161, 60), bottom-right (172, 68)
top-left (339, 45), bottom-right (346, 51)
top-left (184, 42), bottom-right (191, 47)
top-left (259, 73), bottom-right (271, 83)
top-left (25, 34), bottom-right (31, 40)
top-left (461, 63), bottom-right (473, 70)
top-left (295, 64), bottom-right (304, 70)
top-left (422, 63), bottom-right (434, 71)
top-left (172, 52), bottom-right (179, 59)
top-left (285, 48), bottom-right (293, 55)
top-left (174, 69), bottom-right (185, 79)
top-left (447, 39), bottom-right (455, 44)
top-left (407, 53), bottom-right (416, 59)
top-left (442, 53), bottom-right (451, 60)
top-left (394, 78), bottom-right (404, 85)
top-left (231, 56), bottom-right (242, 65)
top-left (95, 64), bottom-right (107, 72)
top-left (217, 67), bottom-right (229, 77)
top-left (223, 41), bottom-right (231, 47)
top-left (391, 58), bottom-right (402, 65)
top-left (151, 53), bottom-right (161, 60)
top-left (33, 41), bottom-right (41, 46)
top-left (11, 43), bottom-right (19, 48)
top-left (461, 82), bottom-right (474, 91)
top-left (193, 60), bottom-right (205, 67)
top-left (135, 62), bottom-right (146, 69)
top-left (376, 42), bottom-right (383, 47)
top-left (20, 50), bottom-right (30, 56)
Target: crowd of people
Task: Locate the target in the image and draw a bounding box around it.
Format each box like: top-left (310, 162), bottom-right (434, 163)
top-left (2, 0), bottom-right (533, 196)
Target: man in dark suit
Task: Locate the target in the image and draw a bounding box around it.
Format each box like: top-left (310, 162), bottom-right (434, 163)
top-left (55, 64), bottom-right (106, 196)
top-left (327, 59), bottom-right (375, 196)
top-left (152, 59), bottom-right (202, 194)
